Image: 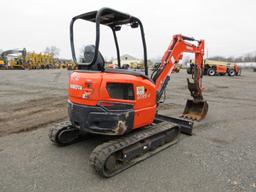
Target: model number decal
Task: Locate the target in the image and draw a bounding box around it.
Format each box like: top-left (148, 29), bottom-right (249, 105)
top-left (137, 93), bottom-right (151, 100)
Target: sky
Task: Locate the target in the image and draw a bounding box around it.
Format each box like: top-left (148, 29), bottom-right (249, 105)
top-left (0, 0), bottom-right (255, 59)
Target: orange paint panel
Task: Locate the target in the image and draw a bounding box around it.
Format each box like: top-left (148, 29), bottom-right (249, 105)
top-left (216, 65), bottom-right (227, 73)
top-left (68, 71), bottom-right (102, 106)
top-left (100, 73), bottom-right (156, 110)
top-left (133, 106), bottom-right (156, 129)
top-left (68, 71), bottom-right (157, 130)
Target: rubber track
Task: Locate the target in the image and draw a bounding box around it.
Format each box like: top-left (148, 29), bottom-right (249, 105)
top-left (48, 120), bottom-right (71, 144)
top-left (89, 121), bottom-right (179, 177)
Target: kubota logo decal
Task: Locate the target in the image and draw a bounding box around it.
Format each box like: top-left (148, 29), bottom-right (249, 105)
top-left (70, 84), bottom-right (82, 90)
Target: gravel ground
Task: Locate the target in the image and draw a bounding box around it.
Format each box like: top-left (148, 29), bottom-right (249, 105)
top-left (0, 69), bottom-right (255, 192)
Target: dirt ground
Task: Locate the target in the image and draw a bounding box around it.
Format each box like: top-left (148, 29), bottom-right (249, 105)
top-left (0, 70), bottom-right (69, 136)
top-left (0, 69), bottom-right (256, 192)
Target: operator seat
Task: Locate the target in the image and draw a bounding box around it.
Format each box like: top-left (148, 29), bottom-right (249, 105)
top-left (78, 45), bottom-right (151, 81)
top-left (78, 45), bottom-right (105, 71)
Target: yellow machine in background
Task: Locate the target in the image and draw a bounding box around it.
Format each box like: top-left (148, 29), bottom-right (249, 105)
top-left (25, 52), bottom-right (55, 69)
top-left (0, 58), bottom-right (5, 69)
top-left (26, 52), bottom-right (38, 69)
top-left (55, 59), bottom-right (76, 70)
top-left (1, 48), bottom-right (27, 69)
top-left (0, 48), bottom-right (76, 70)
top-left (9, 58), bottom-right (25, 69)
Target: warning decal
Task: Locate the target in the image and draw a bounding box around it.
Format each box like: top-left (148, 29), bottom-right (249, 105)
top-left (137, 86), bottom-right (145, 95)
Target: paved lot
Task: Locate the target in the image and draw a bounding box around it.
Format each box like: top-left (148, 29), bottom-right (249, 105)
top-left (0, 69), bottom-right (256, 192)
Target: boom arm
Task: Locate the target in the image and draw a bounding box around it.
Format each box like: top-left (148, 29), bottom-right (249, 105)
top-left (152, 34), bottom-right (205, 102)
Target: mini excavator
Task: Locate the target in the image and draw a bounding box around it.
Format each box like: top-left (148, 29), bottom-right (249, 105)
top-left (49, 8), bottom-right (208, 177)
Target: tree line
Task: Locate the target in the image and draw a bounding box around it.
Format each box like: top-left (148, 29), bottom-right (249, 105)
top-left (209, 53), bottom-right (256, 63)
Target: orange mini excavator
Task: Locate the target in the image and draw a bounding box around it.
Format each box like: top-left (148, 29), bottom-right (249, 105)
top-left (49, 8), bottom-right (208, 177)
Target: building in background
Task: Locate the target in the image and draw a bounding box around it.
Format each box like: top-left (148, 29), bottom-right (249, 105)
top-left (112, 54), bottom-right (142, 69)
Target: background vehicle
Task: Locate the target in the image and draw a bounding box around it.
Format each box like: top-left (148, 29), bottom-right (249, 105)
top-left (187, 59), bottom-right (241, 76)
top-left (0, 48), bottom-right (26, 69)
top-left (26, 52), bottom-right (55, 69)
top-left (204, 60), bottom-right (241, 76)
top-left (0, 57), bottom-right (6, 69)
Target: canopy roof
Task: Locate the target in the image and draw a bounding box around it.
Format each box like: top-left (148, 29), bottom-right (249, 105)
top-left (74, 8), bottom-right (135, 26)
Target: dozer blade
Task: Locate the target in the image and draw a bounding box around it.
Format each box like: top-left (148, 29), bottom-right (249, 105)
top-left (181, 99), bottom-right (208, 121)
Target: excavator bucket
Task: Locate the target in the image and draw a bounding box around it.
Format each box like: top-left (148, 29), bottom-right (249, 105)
top-left (182, 100), bottom-right (208, 121)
